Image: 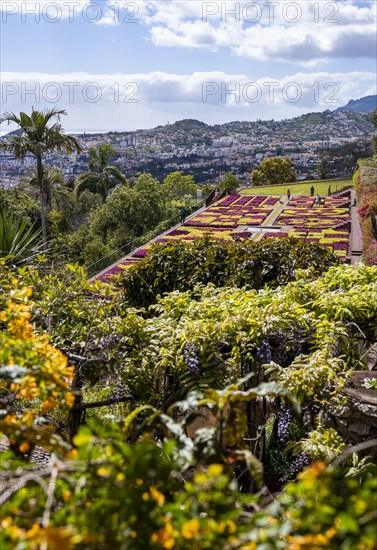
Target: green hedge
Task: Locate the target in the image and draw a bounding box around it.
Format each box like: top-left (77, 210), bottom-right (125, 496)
top-left (123, 236), bottom-right (340, 308)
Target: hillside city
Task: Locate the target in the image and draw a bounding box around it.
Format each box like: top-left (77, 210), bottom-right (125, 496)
top-left (0, 108), bottom-right (374, 188)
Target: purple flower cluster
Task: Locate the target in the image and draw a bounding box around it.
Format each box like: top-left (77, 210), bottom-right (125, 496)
top-left (277, 404), bottom-right (292, 443)
top-left (109, 384), bottom-right (128, 403)
top-left (255, 339), bottom-right (272, 364)
top-left (281, 451), bottom-right (311, 482)
top-left (184, 343), bottom-right (200, 376)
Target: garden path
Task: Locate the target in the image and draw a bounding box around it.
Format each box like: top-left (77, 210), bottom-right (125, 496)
top-left (348, 189), bottom-right (362, 264)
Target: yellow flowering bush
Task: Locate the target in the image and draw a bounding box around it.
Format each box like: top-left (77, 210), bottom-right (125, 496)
top-left (0, 283), bottom-right (74, 455)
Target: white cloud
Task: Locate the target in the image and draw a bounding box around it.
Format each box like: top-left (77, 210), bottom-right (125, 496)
top-left (2, 1), bottom-right (374, 65)
top-left (100, 1), bottom-right (377, 66)
top-left (1, 70), bottom-right (375, 132)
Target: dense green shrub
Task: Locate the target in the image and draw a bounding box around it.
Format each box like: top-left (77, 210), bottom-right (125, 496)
top-left (119, 263), bottom-right (377, 407)
top-left (0, 187), bottom-right (41, 228)
top-left (123, 236), bottom-right (340, 308)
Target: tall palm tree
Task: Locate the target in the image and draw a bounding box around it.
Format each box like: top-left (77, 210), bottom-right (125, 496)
top-left (21, 166), bottom-right (73, 212)
top-left (75, 144), bottom-right (127, 203)
top-left (0, 108), bottom-right (82, 240)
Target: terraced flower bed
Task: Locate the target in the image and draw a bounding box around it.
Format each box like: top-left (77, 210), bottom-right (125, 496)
top-left (274, 195), bottom-right (351, 259)
top-left (95, 192), bottom-right (352, 283)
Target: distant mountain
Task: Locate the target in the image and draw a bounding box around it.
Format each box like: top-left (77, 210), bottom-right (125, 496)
top-left (335, 95), bottom-right (377, 113)
top-left (161, 119), bottom-right (209, 131)
top-left (2, 128), bottom-right (23, 137)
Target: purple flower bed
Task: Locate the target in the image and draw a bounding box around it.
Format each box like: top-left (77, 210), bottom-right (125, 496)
top-left (166, 229), bottom-right (190, 236)
top-left (234, 196), bottom-right (252, 206)
top-left (332, 243), bottom-right (349, 250)
top-left (219, 194), bottom-right (240, 206)
top-left (184, 220), bottom-right (210, 227)
top-left (102, 266), bottom-right (123, 276)
top-left (323, 233), bottom-right (349, 239)
top-left (264, 197), bottom-right (279, 205)
top-left (132, 248), bottom-right (148, 258)
top-left (247, 208), bottom-right (270, 214)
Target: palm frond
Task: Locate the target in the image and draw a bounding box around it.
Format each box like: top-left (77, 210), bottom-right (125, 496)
top-left (0, 209), bottom-right (47, 265)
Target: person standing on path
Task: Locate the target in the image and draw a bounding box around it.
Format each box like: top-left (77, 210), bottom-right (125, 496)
top-left (315, 194), bottom-right (320, 207)
top-left (310, 185), bottom-right (315, 197)
top-left (180, 206), bottom-right (186, 224)
top-left (328, 185), bottom-right (331, 196)
top-left (287, 189), bottom-right (291, 201)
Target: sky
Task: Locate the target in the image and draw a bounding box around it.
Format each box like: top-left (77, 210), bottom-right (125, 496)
top-left (0, 0), bottom-right (376, 133)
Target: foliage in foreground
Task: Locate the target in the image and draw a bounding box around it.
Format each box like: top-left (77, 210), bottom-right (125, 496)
top-left (1, 424), bottom-right (376, 550)
top-left (122, 236), bottom-right (339, 308)
top-left (0, 267), bottom-right (377, 548)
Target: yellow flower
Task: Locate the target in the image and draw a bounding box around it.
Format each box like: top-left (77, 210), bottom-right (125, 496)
top-left (150, 486), bottom-right (165, 506)
top-left (181, 519), bottom-right (200, 540)
top-left (65, 392), bottom-right (75, 408)
top-left (97, 467), bottom-right (111, 478)
top-left (25, 522), bottom-right (41, 539)
top-left (151, 518), bottom-right (175, 549)
top-left (207, 464), bottom-right (223, 477)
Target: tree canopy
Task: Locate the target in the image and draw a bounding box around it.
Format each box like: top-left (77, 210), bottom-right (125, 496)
top-left (75, 144), bottom-right (127, 203)
top-left (251, 157), bottom-right (296, 186)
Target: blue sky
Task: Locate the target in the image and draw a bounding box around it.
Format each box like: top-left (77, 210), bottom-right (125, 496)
top-left (1, 1), bottom-right (376, 133)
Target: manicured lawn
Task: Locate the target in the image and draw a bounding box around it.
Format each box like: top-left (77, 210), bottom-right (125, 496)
top-left (241, 179), bottom-right (353, 196)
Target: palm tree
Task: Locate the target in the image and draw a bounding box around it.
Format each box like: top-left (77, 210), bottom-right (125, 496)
top-left (75, 144), bottom-right (127, 203)
top-left (0, 108), bottom-right (82, 240)
top-left (21, 166), bottom-right (73, 212)
top-left (0, 208), bottom-right (46, 265)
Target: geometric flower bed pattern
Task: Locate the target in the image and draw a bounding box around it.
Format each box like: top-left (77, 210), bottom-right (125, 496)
top-left (94, 192), bottom-right (351, 282)
top-left (273, 194), bottom-right (351, 259)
